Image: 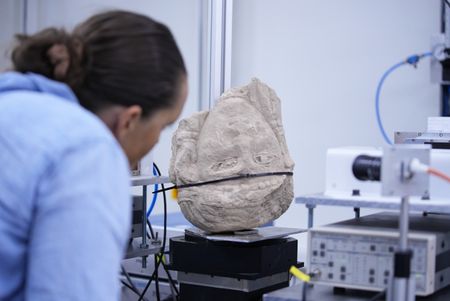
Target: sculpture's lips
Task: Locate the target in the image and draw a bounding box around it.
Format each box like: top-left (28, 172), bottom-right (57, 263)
top-left (177, 177), bottom-right (293, 232)
top-left (177, 176), bottom-right (289, 208)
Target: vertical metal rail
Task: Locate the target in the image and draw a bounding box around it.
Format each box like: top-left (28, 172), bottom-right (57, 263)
top-left (22, 0), bottom-right (28, 34)
top-left (200, 0), bottom-right (233, 110)
top-left (141, 185), bottom-right (148, 268)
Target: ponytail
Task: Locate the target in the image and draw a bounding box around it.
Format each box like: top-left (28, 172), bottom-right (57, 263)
top-left (11, 11), bottom-right (186, 117)
top-left (12, 28), bottom-right (85, 89)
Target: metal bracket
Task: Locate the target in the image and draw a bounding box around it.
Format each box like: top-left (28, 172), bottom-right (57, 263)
top-left (381, 145), bottom-right (430, 198)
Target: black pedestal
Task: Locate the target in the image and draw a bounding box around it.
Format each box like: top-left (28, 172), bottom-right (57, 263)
top-left (169, 232), bottom-right (298, 301)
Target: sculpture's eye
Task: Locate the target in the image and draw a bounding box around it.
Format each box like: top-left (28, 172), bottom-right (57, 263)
top-left (211, 157), bottom-right (238, 171)
top-left (253, 152), bottom-right (276, 165)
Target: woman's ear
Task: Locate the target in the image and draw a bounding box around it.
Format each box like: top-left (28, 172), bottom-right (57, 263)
top-left (115, 105), bottom-right (143, 140)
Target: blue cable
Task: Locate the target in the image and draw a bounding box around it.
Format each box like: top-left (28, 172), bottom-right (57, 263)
top-left (375, 52), bottom-right (433, 145)
top-left (146, 164), bottom-right (158, 217)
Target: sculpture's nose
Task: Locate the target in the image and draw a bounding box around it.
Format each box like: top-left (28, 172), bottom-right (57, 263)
top-left (237, 154), bottom-right (257, 174)
top-left (238, 167), bottom-right (251, 175)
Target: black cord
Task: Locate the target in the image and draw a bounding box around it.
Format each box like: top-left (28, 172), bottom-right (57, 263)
top-left (147, 220), bottom-right (180, 297)
top-left (153, 171), bottom-right (294, 193)
top-left (154, 255), bottom-right (161, 301)
top-left (152, 163), bottom-right (167, 265)
top-left (121, 279), bottom-right (141, 297)
top-left (154, 163), bottom-right (167, 301)
top-left (147, 219), bottom-right (156, 239)
top-left (445, 0), bottom-right (450, 8)
top-left (138, 163), bottom-right (168, 301)
top-left (146, 220), bottom-right (162, 301)
top-left (121, 265), bottom-right (139, 293)
top-left (121, 265), bottom-right (152, 301)
top-left (160, 259), bottom-right (180, 297)
top-left (369, 290), bottom-right (386, 301)
top-left (137, 265), bottom-right (157, 300)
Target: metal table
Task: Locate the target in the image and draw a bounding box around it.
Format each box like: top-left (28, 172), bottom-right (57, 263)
top-left (124, 238), bottom-right (161, 259)
top-left (131, 175), bottom-right (171, 187)
top-left (296, 194), bottom-right (450, 228)
top-left (185, 226), bottom-right (305, 243)
top-left (264, 283), bottom-right (450, 301)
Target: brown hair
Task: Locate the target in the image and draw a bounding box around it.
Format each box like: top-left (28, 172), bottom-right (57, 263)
top-left (12, 10), bottom-right (186, 116)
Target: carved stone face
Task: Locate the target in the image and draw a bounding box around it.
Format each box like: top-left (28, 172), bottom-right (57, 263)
top-left (169, 78), bottom-right (294, 233)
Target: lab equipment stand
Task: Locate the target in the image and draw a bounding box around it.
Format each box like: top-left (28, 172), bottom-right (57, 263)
top-left (388, 196), bottom-right (414, 301)
top-left (129, 175), bottom-right (172, 267)
top-left (296, 193), bottom-right (450, 301)
top-left (263, 281), bottom-right (450, 301)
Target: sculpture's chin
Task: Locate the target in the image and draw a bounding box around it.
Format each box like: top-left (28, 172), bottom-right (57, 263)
top-left (178, 177), bottom-right (294, 233)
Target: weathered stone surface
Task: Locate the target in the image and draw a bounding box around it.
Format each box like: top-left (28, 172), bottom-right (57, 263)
top-left (169, 78), bottom-right (294, 232)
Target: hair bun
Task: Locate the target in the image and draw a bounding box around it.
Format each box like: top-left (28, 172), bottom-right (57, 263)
top-left (12, 28), bottom-right (85, 88)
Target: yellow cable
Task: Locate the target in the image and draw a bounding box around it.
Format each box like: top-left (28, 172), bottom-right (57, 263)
top-left (171, 188), bottom-right (178, 200)
top-left (289, 266), bottom-right (311, 283)
top-left (156, 253), bottom-right (167, 264)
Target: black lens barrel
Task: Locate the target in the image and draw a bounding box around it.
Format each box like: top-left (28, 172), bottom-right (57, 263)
top-left (352, 155), bottom-right (382, 182)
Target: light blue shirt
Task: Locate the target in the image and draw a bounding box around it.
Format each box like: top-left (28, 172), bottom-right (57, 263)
top-left (0, 72), bottom-right (131, 301)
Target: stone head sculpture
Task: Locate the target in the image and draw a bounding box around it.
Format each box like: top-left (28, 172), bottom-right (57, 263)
top-left (169, 78), bottom-right (294, 233)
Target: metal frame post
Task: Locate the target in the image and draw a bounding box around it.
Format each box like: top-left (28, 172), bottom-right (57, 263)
top-left (390, 196), bottom-right (415, 301)
top-left (303, 203), bottom-right (316, 301)
top-left (354, 207), bottom-right (361, 218)
top-left (306, 204), bottom-right (316, 229)
top-left (140, 185), bottom-right (148, 268)
top-left (200, 0), bottom-right (233, 110)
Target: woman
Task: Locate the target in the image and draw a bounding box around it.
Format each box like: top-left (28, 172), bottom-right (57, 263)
top-left (0, 10), bottom-right (187, 300)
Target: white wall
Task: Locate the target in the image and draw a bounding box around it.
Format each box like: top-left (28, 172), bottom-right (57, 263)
top-left (0, 0), bottom-right (23, 70)
top-left (18, 0), bottom-right (203, 214)
top-left (1, 1), bottom-right (442, 250)
top-left (231, 0), bottom-right (441, 259)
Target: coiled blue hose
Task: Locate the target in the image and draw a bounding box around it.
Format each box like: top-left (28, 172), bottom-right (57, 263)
top-left (375, 52), bottom-right (432, 145)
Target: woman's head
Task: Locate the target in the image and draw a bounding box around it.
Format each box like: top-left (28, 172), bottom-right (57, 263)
top-left (11, 10), bottom-right (188, 165)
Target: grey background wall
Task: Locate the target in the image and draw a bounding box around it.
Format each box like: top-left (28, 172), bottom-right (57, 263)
top-left (231, 0), bottom-right (441, 258)
top-left (22, 0), bottom-right (202, 186)
top-left (0, 0), bottom-right (203, 214)
top-left (0, 0), bottom-right (443, 258)
top-left (0, 0), bottom-right (23, 70)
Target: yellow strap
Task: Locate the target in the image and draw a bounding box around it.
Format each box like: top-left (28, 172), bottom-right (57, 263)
top-left (289, 266), bottom-right (311, 283)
